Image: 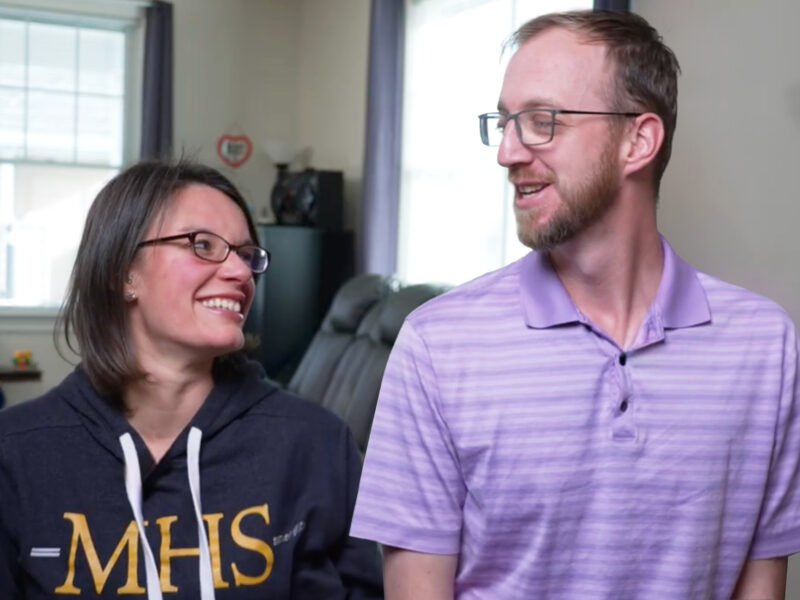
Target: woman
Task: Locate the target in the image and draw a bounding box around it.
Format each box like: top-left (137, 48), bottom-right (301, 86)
top-left (0, 161), bottom-right (383, 599)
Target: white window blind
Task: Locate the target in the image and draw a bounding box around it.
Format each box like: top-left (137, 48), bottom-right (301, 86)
top-left (398, 0), bottom-right (592, 285)
top-left (0, 6), bottom-right (137, 308)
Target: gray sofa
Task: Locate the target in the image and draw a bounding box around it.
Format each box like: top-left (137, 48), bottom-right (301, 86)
top-left (286, 274), bottom-right (448, 453)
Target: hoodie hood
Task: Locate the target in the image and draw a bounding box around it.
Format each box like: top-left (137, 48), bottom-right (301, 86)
top-left (59, 360), bottom-right (278, 473)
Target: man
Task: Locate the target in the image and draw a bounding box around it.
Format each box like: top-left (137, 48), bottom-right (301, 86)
top-left (350, 9), bottom-right (800, 600)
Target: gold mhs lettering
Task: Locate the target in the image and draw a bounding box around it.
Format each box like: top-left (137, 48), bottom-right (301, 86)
top-left (55, 503), bottom-right (273, 594)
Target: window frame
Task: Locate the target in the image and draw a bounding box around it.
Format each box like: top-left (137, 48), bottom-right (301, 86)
top-left (0, 1), bottom-right (143, 315)
top-left (395, 0), bottom-right (594, 286)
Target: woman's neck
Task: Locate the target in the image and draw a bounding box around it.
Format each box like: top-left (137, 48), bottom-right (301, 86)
top-left (123, 361), bottom-right (214, 464)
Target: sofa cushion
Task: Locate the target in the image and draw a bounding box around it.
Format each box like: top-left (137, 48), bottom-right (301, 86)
top-left (321, 283), bottom-right (447, 452)
top-left (288, 274), bottom-right (396, 401)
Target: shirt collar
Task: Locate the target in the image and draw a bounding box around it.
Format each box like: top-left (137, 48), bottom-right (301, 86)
top-left (520, 236), bottom-right (711, 330)
top-left (653, 236), bottom-right (711, 329)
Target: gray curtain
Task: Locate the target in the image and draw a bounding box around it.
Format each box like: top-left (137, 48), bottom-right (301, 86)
top-left (594, 0), bottom-right (629, 11)
top-left (359, 0), bottom-right (404, 275)
top-left (140, 1), bottom-right (173, 159)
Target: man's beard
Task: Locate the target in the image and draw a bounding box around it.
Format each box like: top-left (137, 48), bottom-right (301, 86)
top-left (514, 139), bottom-right (620, 251)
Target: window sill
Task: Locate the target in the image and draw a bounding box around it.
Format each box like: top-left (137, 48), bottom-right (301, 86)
top-left (0, 309), bottom-right (59, 333)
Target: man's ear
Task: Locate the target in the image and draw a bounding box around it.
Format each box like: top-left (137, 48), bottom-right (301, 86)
top-left (621, 113), bottom-right (664, 178)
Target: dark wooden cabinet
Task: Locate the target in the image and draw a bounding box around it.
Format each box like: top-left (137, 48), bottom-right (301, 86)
top-left (244, 225), bottom-right (354, 382)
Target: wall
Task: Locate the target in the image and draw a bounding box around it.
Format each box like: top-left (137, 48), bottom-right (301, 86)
top-left (636, 0), bottom-right (800, 326)
top-left (0, 315), bottom-right (77, 407)
top-left (634, 1), bottom-right (800, 595)
top-left (170, 0), bottom-right (370, 229)
top-left (296, 0), bottom-right (370, 232)
top-left (171, 0), bottom-right (302, 220)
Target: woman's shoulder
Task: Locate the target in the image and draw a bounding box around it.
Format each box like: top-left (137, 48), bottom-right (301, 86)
top-left (0, 374), bottom-right (83, 441)
top-left (223, 359), bottom-right (349, 434)
top-left (250, 383), bottom-right (350, 436)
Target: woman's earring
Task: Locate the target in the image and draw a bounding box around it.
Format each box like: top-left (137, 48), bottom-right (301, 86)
top-left (124, 275), bottom-right (136, 301)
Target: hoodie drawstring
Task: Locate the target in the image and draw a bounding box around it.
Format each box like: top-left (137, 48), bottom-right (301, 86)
top-left (119, 427), bottom-right (216, 600)
top-left (120, 433), bottom-right (163, 600)
top-left (187, 427), bottom-right (215, 599)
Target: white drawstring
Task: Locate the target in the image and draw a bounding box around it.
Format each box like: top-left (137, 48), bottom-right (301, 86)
top-left (187, 427), bottom-right (216, 600)
top-left (119, 428), bottom-right (216, 600)
top-left (120, 433), bottom-right (163, 600)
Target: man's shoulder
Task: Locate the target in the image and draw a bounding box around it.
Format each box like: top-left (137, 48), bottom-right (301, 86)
top-left (696, 271), bottom-right (795, 331)
top-left (405, 255), bottom-right (527, 328)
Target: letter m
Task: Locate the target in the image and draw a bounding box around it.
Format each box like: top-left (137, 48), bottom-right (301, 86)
top-left (55, 513), bottom-right (145, 594)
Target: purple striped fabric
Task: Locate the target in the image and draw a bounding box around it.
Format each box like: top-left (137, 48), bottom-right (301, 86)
top-left (351, 238), bottom-right (800, 600)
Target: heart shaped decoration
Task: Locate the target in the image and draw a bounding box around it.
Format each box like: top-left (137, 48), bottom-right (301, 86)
top-left (217, 134), bottom-right (253, 168)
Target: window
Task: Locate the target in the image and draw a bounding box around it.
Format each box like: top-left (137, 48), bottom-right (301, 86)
top-left (398, 0), bottom-right (592, 285)
top-left (0, 4), bottom-right (140, 309)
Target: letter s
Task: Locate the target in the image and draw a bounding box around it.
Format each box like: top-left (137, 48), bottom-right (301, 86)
top-left (230, 504), bottom-right (274, 586)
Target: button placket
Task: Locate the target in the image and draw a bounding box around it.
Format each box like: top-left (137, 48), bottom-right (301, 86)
top-left (611, 351), bottom-right (636, 441)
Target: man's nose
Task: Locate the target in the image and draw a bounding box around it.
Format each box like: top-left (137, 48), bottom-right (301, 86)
top-left (497, 120), bottom-right (535, 168)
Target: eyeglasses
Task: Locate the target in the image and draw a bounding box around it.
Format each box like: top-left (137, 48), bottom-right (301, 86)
top-left (478, 108), bottom-right (643, 147)
top-left (137, 231), bottom-right (271, 274)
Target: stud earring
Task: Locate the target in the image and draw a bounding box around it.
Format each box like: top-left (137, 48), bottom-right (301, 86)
top-left (124, 289), bottom-right (137, 302)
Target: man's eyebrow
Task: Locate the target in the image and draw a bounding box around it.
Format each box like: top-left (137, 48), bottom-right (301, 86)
top-left (497, 97), bottom-right (562, 113)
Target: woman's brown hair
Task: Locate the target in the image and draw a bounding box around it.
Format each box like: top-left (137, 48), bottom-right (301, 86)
top-left (56, 160), bottom-right (259, 397)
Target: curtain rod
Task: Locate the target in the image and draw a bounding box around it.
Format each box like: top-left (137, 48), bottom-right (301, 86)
top-left (77, 0), bottom-right (155, 6)
top-left (0, 0), bottom-right (156, 11)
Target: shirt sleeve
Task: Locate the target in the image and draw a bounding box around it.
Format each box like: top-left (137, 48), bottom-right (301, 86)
top-left (350, 320), bottom-right (465, 555)
top-left (749, 320), bottom-right (800, 559)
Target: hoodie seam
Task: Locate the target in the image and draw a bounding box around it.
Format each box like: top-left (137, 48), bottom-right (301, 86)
top-left (0, 423), bottom-right (84, 439)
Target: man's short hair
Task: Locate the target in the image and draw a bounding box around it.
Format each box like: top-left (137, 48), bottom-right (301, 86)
top-left (511, 10), bottom-right (680, 196)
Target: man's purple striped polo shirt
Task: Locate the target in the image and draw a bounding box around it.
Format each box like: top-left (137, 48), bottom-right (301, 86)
top-left (351, 238), bottom-right (800, 600)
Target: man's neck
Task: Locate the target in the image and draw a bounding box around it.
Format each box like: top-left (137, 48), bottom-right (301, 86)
top-left (548, 196), bottom-right (663, 350)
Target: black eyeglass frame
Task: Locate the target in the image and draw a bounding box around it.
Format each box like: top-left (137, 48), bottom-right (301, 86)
top-left (137, 231), bottom-right (271, 274)
top-left (478, 108), bottom-right (643, 147)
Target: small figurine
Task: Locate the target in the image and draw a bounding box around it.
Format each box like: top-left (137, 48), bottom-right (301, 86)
top-left (12, 350), bottom-right (33, 369)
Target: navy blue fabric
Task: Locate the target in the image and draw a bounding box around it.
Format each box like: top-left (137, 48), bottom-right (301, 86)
top-left (0, 361), bottom-right (383, 598)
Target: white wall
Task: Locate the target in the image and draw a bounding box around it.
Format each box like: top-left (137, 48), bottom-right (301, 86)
top-left (636, 0), bottom-right (800, 326)
top-left (635, 1), bottom-right (800, 595)
top-left (0, 316), bottom-right (77, 407)
top-left (170, 0), bottom-right (370, 229)
top-left (171, 0), bottom-right (302, 220)
top-left (296, 0), bottom-right (370, 232)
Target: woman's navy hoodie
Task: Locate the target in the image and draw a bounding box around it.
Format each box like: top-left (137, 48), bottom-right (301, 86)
top-left (0, 361), bottom-right (383, 599)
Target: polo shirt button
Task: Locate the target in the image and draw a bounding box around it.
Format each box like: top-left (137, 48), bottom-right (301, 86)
top-left (620, 399), bottom-right (629, 413)
top-left (619, 353), bottom-right (627, 366)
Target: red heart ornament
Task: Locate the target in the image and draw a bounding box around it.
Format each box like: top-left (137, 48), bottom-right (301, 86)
top-left (217, 134), bottom-right (253, 168)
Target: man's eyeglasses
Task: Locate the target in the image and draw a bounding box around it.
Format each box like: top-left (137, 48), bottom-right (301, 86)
top-left (478, 108), bottom-right (643, 147)
top-left (137, 231), bottom-right (271, 274)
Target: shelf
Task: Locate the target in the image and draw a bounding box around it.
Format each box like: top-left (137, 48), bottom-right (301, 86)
top-left (0, 366), bottom-right (42, 383)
